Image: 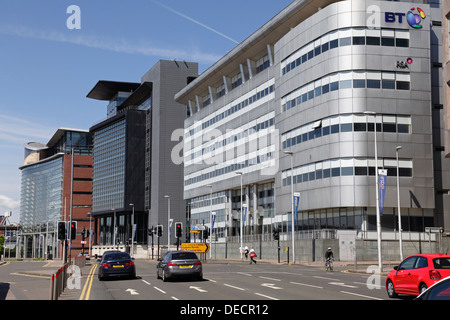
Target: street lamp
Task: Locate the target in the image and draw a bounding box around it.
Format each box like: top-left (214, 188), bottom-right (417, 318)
top-left (283, 150), bottom-right (295, 264)
top-left (207, 185), bottom-right (213, 259)
top-left (364, 111), bottom-right (382, 273)
top-left (164, 195), bottom-right (170, 252)
top-left (395, 146), bottom-right (403, 261)
top-left (129, 203), bottom-right (134, 258)
top-left (235, 172), bottom-right (243, 260)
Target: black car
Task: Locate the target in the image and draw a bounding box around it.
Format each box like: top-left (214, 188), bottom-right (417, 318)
top-left (98, 251), bottom-right (136, 281)
top-left (415, 276), bottom-right (450, 300)
top-left (157, 251), bottom-right (203, 282)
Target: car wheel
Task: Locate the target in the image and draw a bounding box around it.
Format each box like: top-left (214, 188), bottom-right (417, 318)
top-left (419, 283), bottom-right (428, 294)
top-left (386, 280), bottom-right (398, 298)
top-left (162, 270), bottom-right (167, 282)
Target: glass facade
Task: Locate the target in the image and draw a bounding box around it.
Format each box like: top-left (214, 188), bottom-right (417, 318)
top-left (20, 156), bottom-right (63, 233)
top-left (92, 119), bottom-right (126, 212)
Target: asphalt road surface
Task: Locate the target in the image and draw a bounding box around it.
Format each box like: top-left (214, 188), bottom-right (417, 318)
top-left (81, 260), bottom-right (388, 301)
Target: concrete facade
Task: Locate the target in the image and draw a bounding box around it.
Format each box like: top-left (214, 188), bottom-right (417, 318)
top-left (176, 0), bottom-right (450, 247)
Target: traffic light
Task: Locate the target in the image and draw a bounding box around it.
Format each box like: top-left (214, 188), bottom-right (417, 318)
top-left (272, 227), bottom-right (280, 241)
top-left (175, 222), bottom-right (182, 238)
top-left (58, 221), bottom-right (66, 240)
top-left (202, 227), bottom-right (209, 240)
top-left (70, 221), bottom-right (77, 240)
top-left (157, 225), bottom-right (163, 237)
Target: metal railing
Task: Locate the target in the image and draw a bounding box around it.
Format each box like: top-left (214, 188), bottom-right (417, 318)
top-left (227, 229), bottom-right (338, 243)
top-left (50, 264), bottom-right (68, 300)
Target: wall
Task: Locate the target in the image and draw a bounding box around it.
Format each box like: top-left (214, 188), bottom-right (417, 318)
top-left (205, 236), bottom-right (450, 263)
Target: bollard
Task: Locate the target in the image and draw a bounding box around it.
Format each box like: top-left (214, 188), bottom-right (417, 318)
top-left (50, 274), bottom-right (54, 300)
top-left (286, 246), bottom-right (289, 264)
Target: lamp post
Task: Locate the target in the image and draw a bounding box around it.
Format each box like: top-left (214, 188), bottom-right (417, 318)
top-left (364, 111), bottom-right (382, 273)
top-left (164, 195), bottom-right (170, 252)
top-left (283, 150), bottom-right (295, 263)
top-left (395, 146), bottom-right (403, 261)
top-left (129, 203), bottom-right (134, 258)
top-left (235, 172), bottom-right (243, 260)
top-left (207, 185), bottom-right (213, 259)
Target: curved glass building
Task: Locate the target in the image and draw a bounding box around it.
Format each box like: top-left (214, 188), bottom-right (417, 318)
top-left (176, 0), bottom-right (448, 243)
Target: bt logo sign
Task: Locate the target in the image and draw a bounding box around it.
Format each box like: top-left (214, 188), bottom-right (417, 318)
top-left (385, 7), bottom-right (426, 29)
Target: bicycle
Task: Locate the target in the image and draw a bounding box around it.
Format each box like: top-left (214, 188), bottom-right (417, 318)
top-left (325, 258), bottom-right (334, 272)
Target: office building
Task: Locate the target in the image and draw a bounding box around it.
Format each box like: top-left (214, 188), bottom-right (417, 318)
top-left (88, 60), bottom-right (198, 251)
top-left (175, 0), bottom-right (449, 248)
top-left (19, 128), bottom-right (93, 259)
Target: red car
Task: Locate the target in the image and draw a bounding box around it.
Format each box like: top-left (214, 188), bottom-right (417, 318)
top-left (386, 254), bottom-right (450, 298)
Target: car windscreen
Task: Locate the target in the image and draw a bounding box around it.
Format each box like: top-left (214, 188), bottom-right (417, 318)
top-left (104, 253), bottom-right (131, 261)
top-left (433, 258), bottom-right (450, 269)
top-left (171, 252), bottom-right (198, 260)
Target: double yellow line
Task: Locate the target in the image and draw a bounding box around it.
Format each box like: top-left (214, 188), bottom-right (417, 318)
top-left (79, 264), bottom-right (97, 300)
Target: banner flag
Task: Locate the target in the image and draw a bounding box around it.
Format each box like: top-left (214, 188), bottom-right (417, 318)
top-left (293, 192), bottom-right (300, 225)
top-left (242, 204), bottom-right (247, 229)
top-left (378, 169), bottom-right (387, 216)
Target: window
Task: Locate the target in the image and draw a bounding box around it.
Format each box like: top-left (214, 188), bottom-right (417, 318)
top-left (256, 55), bottom-right (270, 74)
top-left (382, 80), bottom-right (395, 89)
top-left (415, 256), bottom-right (428, 269)
top-left (231, 73), bottom-right (242, 89)
top-left (340, 37), bottom-right (351, 46)
top-left (399, 256), bottom-right (417, 270)
top-left (353, 36), bottom-right (365, 45)
top-left (366, 36), bottom-right (380, 45)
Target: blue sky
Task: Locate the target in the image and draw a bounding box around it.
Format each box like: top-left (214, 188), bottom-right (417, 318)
top-left (0, 0), bottom-right (292, 222)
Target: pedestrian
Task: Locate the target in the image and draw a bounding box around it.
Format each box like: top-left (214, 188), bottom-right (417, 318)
top-left (244, 246), bottom-right (249, 260)
top-left (249, 246), bottom-right (257, 264)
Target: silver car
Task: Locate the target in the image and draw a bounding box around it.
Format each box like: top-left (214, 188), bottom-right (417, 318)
top-left (157, 250), bottom-right (203, 282)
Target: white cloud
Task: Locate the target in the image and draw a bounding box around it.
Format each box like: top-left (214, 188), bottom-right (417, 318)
top-left (0, 194), bottom-right (20, 211)
top-left (0, 113), bottom-right (55, 147)
top-left (0, 24), bottom-right (222, 64)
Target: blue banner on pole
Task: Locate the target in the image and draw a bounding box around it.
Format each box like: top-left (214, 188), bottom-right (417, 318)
top-left (378, 169), bottom-right (387, 216)
top-left (242, 205), bottom-right (247, 229)
top-left (211, 212), bottom-right (216, 233)
top-left (293, 192), bottom-right (300, 225)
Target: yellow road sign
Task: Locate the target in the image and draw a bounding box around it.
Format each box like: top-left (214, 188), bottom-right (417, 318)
top-left (181, 242), bottom-right (210, 253)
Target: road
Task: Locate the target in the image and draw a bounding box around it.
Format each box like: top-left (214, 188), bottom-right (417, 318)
top-left (0, 259), bottom-right (395, 301)
top-left (0, 260), bottom-right (54, 300)
top-left (80, 260), bottom-right (388, 301)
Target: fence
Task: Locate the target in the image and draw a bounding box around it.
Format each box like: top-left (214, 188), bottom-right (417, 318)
top-left (50, 264), bottom-right (68, 300)
top-left (50, 256), bottom-right (86, 300)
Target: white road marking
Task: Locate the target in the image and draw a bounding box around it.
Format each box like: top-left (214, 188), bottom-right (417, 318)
top-left (329, 282), bottom-right (358, 288)
top-left (259, 276), bottom-right (281, 281)
top-left (289, 281), bottom-right (323, 289)
top-left (153, 286), bottom-right (166, 294)
top-left (340, 291), bottom-right (384, 300)
top-left (224, 283), bottom-right (245, 291)
top-left (255, 292), bottom-right (279, 300)
top-left (261, 283), bottom-right (282, 290)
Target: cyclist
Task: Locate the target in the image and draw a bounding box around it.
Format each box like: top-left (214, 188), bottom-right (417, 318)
top-left (325, 247), bottom-right (334, 270)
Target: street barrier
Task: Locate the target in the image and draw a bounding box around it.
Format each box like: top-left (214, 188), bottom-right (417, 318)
top-left (50, 264), bottom-right (68, 300)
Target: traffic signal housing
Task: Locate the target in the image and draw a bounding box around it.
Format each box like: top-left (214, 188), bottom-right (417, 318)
top-left (272, 226), bottom-right (280, 241)
top-left (58, 221), bottom-right (66, 240)
top-left (175, 222), bottom-right (182, 238)
top-left (157, 225), bottom-right (163, 237)
top-left (202, 227), bottom-right (209, 240)
top-left (70, 221), bottom-right (77, 240)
